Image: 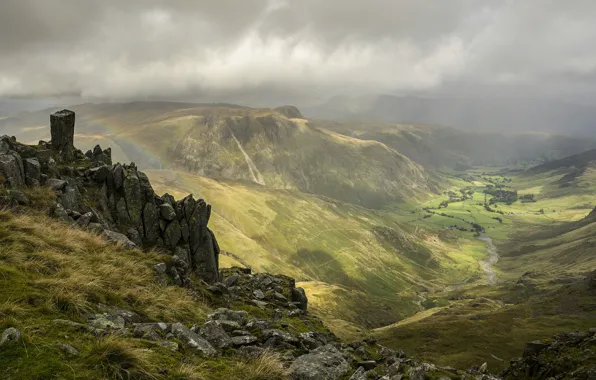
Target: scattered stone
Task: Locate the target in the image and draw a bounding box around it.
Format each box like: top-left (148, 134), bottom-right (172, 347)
top-left (76, 212), bottom-right (94, 228)
top-left (291, 287), bottom-right (308, 311)
top-left (230, 335), bottom-right (258, 347)
top-left (253, 289), bottom-right (265, 299)
top-left (201, 320), bottom-right (232, 349)
top-left (102, 230), bottom-right (136, 249)
top-left (9, 190), bottom-right (29, 205)
top-left (0, 327), bottom-right (20, 346)
top-left (171, 323), bottom-right (216, 356)
top-left (157, 341), bottom-right (179, 352)
top-left (208, 308), bottom-right (249, 325)
top-left (56, 342), bottom-right (79, 356)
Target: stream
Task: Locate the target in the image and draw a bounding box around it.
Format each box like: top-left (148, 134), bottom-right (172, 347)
top-left (477, 233), bottom-right (499, 285)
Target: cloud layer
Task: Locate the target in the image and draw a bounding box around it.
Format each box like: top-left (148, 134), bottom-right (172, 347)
top-left (1, 0), bottom-right (595, 103)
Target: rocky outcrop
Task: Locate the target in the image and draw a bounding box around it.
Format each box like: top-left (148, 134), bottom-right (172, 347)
top-left (0, 110), bottom-right (220, 283)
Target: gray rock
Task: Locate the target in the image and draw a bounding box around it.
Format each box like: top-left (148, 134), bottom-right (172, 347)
top-left (208, 308), bottom-right (249, 325)
top-left (214, 320), bottom-right (242, 332)
top-left (523, 340), bottom-right (549, 358)
top-left (0, 327), bottom-right (21, 345)
top-left (112, 164), bottom-right (124, 190)
top-left (289, 344), bottom-right (351, 380)
top-left (187, 198), bottom-right (219, 283)
top-left (59, 184), bottom-right (81, 211)
top-left (77, 212), bottom-right (94, 228)
top-left (24, 158), bottom-right (41, 186)
top-left (0, 152), bottom-right (25, 188)
top-left (142, 202), bottom-right (160, 243)
top-left (46, 178), bottom-right (67, 191)
top-left (299, 332), bottom-right (323, 350)
top-left (349, 367), bottom-right (367, 380)
top-left (163, 219), bottom-right (182, 248)
top-left (123, 172), bottom-right (143, 229)
top-left (116, 197), bottom-right (132, 225)
top-left (479, 362), bottom-right (488, 374)
top-left (157, 341), bottom-right (179, 351)
top-left (253, 289), bottom-right (265, 300)
top-left (231, 335), bottom-right (258, 347)
top-left (291, 287), bottom-right (308, 311)
top-left (89, 165), bottom-right (111, 182)
top-left (171, 323), bottom-right (216, 356)
top-left (103, 230), bottom-right (136, 249)
top-left (56, 342), bottom-right (79, 356)
top-left (127, 228), bottom-right (143, 247)
top-left (133, 323), bottom-right (169, 339)
top-left (159, 203), bottom-right (177, 221)
top-left (238, 345), bottom-right (265, 358)
top-left (262, 329), bottom-right (299, 345)
top-left (9, 190), bottom-right (29, 205)
top-left (53, 203), bottom-right (71, 222)
top-left (407, 364), bottom-right (435, 380)
top-left (224, 274), bottom-right (240, 287)
top-left (201, 320), bottom-right (232, 349)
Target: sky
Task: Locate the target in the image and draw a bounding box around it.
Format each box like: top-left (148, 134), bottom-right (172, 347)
top-left (1, 0), bottom-right (596, 107)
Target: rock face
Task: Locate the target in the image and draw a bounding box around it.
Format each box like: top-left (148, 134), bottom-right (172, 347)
top-left (0, 110), bottom-right (220, 284)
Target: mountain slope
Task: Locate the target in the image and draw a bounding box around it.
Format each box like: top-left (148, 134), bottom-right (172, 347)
top-left (1, 102), bottom-right (435, 208)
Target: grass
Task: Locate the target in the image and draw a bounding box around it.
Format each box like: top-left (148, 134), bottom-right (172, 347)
top-left (87, 335), bottom-right (156, 380)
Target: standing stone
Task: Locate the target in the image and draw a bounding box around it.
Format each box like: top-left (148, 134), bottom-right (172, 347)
top-left (112, 164), bottom-right (124, 190)
top-left (50, 110), bottom-right (75, 160)
top-left (188, 200), bottom-right (219, 283)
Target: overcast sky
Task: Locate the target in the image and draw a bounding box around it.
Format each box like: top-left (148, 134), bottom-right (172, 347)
top-left (1, 0), bottom-right (595, 106)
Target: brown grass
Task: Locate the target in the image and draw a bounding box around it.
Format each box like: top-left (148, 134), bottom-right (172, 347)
top-left (86, 335), bottom-right (156, 380)
top-left (0, 208), bottom-right (210, 321)
top-left (235, 350), bottom-right (289, 380)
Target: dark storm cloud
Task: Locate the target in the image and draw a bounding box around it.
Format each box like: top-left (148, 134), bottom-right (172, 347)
top-left (0, 0), bottom-right (594, 102)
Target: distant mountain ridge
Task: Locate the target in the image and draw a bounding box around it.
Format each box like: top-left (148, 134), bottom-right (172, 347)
top-left (305, 94), bottom-right (596, 137)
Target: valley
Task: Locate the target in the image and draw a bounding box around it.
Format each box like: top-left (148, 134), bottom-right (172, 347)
top-left (2, 102), bottom-right (596, 374)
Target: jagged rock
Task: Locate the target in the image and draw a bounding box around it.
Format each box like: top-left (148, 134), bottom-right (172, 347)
top-left (208, 308), bottom-right (249, 325)
top-left (262, 329), bottom-right (299, 345)
top-left (112, 164), bottom-right (124, 190)
top-left (213, 320), bottom-right (242, 332)
top-left (180, 219), bottom-right (190, 242)
top-left (224, 274), bottom-right (240, 287)
top-left (89, 165), bottom-right (110, 182)
top-left (299, 332), bottom-right (323, 350)
top-left (56, 342), bottom-right (79, 356)
top-left (289, 344), bottom-right (351, 380)
top-left (253, 289), bottom-right (265, 300)
top-left (59, 184), bottom-right (81, 211)
top-left (171, 323), bottom-right (216, 356)
top-left (53, 203), bottom-right (71, 222)
top-left (201, 321), bottom-right (232, 349)
top-left (123, 172), bottom-right (143, 229)
top-left (159, 203), bottom-right (176, 221)
top-left (291, 287), bottom-right (308, 311)
top-left (116, 197), bottom-right (132, 225)
top-left (407, 364), bottom-right (435, 380)
top-left (349, 367), bottom-right (367, 380)
top-left (46, 178), bottom-right (67, 191)
top-left (50, 110), bottom-right (76, 160)
top-left (479, 362), bottom-right (488, 374)
top-left (103, 230), bottom-right (136, 249)
top-left (187, 198), bottom-right (219, 283)
top-left (77, 212), bottom-right (94, 228)
top-left (96, 304), bottom-right (140, 325)
top-left (0, 327), bottom-right (21, 346)
top-left (0, 152), bottom-right (25, 188)
top-left (127, 228), bottom-right (143, 247)
top-left (231, 335), bottom-right (258, 347)
top-left (163, 219), bottom-right (182, 248)
top-left (23, 158), bottom-right (41, 186)
top-left (142, 202), bottom-right (160, 243)
top-left (238, 345), bottom-right (266, 358)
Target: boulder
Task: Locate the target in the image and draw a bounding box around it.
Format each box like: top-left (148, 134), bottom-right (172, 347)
top-left (231, 335), bottom-right (258, 347)
top-left (171, 323), bottom-right (216, 356)
top-left (208, 308), bottom-right (249, 325)
top-left (289, 344), bottom-right (351, 380)
top-left (53, 203), bottom-right (71, 222)
top-left (76, 212), bottom-right (94, 228)
top-left (0, 152), bottom-right (25, 188)
top-left (163, 219), bottom-right (182, 249)
top-left (46, 178), bottom-right (67, 191)
top-left (56, 342), bottom-right (79, 356)
top-left (59, 184), bottom-right (81, 211)
top-left (102, 230), bottom-right (136, 249)
top-left (23, 158), bottom-right (41, 186)
top-left (291, 287), bottom-right (308, 311)
top-left (200, 321), bottom-right (232, 349)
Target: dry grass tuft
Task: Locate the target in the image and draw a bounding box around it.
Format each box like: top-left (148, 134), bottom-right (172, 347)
top-left (0, 299), bottom-right (26, 317)
top-left (172, 363), bottom-right (207, 380)
top-left (235, 351), bottom-right (289, 380)
top-left (87, 335), bottom-right (156, 380)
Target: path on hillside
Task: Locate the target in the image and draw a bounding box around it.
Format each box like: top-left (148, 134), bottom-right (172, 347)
top-left (477, 234), bottom-right (499, 285)
top-left (227, 126), bottom-right (266, 186)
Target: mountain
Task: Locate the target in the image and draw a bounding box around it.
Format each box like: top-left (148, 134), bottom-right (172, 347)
top-left (305, 95), bottom-right (596, 137)
top-left (312, 119), bottom-right (596, 169)
top-left (0, 102), bottom-right (435, 208)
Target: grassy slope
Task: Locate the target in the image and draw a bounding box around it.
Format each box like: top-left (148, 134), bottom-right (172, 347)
top-left (0, 190), bottom-right (294, 380)
top-left (146, 169), bottom-right (485, 338)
